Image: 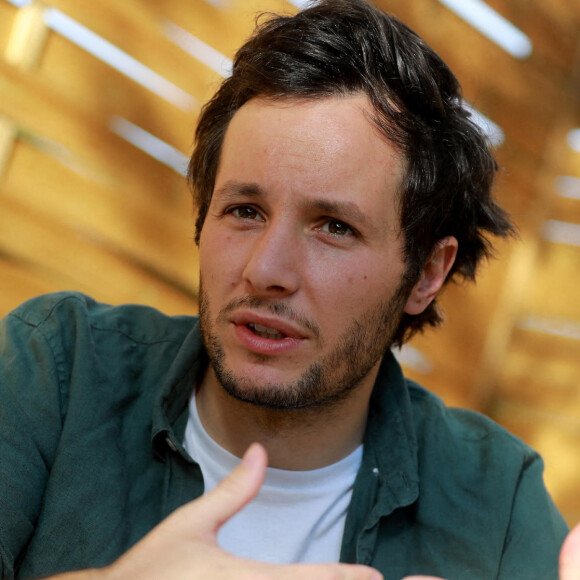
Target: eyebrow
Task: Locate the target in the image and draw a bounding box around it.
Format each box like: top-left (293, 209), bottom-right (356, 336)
top-left (213, 180), bottom-right (265, 201)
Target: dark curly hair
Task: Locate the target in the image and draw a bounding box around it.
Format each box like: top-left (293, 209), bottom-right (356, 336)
top-left (188, 0), bottom-right (514, 346)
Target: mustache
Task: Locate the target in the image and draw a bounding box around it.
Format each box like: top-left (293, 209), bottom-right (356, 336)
top-left (218, 296), bottom-right (321, 339)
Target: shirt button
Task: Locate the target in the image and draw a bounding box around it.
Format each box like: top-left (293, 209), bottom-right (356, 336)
top-left (166, 437), bottom-right (178, 452)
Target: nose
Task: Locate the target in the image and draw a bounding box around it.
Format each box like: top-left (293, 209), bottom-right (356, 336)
top-left (242, 220), bottom-right (301, 298)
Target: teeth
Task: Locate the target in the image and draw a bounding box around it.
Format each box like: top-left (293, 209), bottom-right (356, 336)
top-left (249, 323), bottom-right (286, 340)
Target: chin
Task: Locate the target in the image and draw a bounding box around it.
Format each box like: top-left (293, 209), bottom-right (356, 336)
top-left (214, 356), bottom-right (359, 412)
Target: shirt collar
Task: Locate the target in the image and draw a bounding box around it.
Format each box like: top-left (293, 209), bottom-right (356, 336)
top-left (151, 317), bottom-right (206, 461)
top-left (362, 350), bottom-right (420, 507)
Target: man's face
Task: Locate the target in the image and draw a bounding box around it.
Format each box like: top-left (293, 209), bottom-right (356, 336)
top-left (198, 94), bottom-right (413, 410)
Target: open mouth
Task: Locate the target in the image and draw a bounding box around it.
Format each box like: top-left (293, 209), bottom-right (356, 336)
top-left (247, 322), bottom-right (288, 340)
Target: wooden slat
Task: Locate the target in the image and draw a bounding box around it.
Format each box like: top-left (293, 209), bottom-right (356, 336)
top-left (551, 196), bottom-right (580, 226)
top-left (1, 139), bottom-right (199, 292)
top-left (496, 329), bottom-right (580, 415)
top-left (494, 144), bottom-right (572, 218)
top-left (132, 0), bottom-right (240, 60)
top-left (521, 243), bottom-right (580, 319)
top-left (557, 146), bottom-right (580, 178)
top-left (487, 0), bottom-right (580, 68)
top-left (0, 115), bottom-right (16, 178)
top-left (0, 2), bottom-right (17, 56)
top-left (477, 85), bottom-right (568, 170)
top-left (40, 0), bottom-right (223, 110)
top-left (40, 32), bottom-right (197, 154)
top-left (0, 57), bottom-right (187, 199)
top-left (4, 1), bottom-right (48, 69)
top-left (143, 0), bottom-right (299, 60)
top-left (0, 255), bottom-right (62, 317)
top-left (0, 195), bottom-right (197, 316)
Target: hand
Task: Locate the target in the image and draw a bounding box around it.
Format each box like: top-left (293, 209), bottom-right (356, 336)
top-left (560, 522), bottom-right (580, 580)
top-left (100, 442), bottom-right (382, 580)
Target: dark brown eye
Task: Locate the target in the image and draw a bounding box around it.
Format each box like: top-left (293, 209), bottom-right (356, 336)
top-left (326, 220), bottom-right (352, 236)
top-left (232, 206), bottom-right (260, 220)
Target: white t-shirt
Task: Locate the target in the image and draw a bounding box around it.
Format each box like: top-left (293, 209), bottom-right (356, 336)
top-left (183, 392), bottom-right (362, 564)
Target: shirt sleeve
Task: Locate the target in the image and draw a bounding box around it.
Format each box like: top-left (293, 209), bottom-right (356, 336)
top-left (498, 451), bottom-right (569, 580)
top-left (0, 309), bottom-right (64, 580)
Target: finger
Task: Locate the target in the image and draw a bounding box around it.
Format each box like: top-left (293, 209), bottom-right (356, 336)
top-left (560, 522), bottom-right (580, 580)
top-left (193, 442), bottom-right (268, 537)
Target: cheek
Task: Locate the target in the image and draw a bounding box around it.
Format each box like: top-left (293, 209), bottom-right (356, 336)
top-left (200, 231), bottom-right (248, 290)
top-left (310, 267), bottom-right (360, 319)
top-left (315, 253), bottom-right (376, 288)
top-left (312, 255), bottom-right (404, 315)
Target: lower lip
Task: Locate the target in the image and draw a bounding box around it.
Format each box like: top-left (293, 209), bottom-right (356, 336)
top-left (233, 324), bottom-right (304, 355)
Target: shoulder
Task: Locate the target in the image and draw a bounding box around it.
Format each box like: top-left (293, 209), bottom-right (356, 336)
top-left (2, 292), bottom-right (200, 396)
top-left (408, 378), bottom-right (528, 444)
top-left (6, 291), bottom-right (196, 345)
top-left (406, 379), bottom-right (538, 477)
top-left (2, 293), bottom-right (202, 434)
top-left (7, 291), bottom-right (93, 327)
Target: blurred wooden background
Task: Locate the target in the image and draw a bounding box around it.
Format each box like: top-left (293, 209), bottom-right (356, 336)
top-left (0, 0), bottom-right (579, 526)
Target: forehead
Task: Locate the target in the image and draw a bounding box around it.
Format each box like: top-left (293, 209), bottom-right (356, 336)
top-left (216, 95), bottom-right (405, 231)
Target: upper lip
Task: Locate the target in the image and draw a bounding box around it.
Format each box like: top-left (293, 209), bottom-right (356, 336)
top-left (230, 310), bottom-right (308, 339)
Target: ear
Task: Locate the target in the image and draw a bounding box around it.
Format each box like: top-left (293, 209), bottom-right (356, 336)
top-left (404, 236), bottom-right (458, 315)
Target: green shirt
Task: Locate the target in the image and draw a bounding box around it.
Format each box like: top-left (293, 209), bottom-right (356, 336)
top-left (0, 292), bottom-right (568, 579)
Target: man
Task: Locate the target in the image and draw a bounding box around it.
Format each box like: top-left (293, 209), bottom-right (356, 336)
top-left (0, 0), bottom-right (572, 579)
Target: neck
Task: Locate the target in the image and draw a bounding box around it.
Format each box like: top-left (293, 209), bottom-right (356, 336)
top-left (195, 364), bottom-right (380, 470)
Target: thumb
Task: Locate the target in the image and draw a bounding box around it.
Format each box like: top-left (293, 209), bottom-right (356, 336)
top-left (193, 442), bottom-right (268, 538)
top-left (560, 523), bottom-right (580, 580)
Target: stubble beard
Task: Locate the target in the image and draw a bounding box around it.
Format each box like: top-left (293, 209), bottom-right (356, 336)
top-left (198, 281), bottom-right (409, 412)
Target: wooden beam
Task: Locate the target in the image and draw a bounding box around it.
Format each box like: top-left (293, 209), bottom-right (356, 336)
top-left (4, 1), bottom-right (48, 70)
top-left (0, 194), bottom-right (198, 316)
top-left (0, 115), bottom-right (16, 179)
top-left (2, 139), bottom-right (198, 292)
top-left (0, 58), bottom-right (187, 198)
top-left (470, 119), bottom-right (580, 411)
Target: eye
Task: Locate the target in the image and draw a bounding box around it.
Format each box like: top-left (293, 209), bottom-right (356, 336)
top-left (228, 206), bottom-right (263, 221)
top-left (320, 219), bottom-right (355, 237)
